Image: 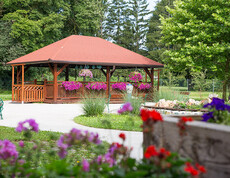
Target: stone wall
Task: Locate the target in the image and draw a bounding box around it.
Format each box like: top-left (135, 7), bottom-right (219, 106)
top-left (143, 117), bottom-right (230, 178)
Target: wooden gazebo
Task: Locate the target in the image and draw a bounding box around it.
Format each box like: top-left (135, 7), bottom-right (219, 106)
top-left (7, 35), bottom-right (164, 103)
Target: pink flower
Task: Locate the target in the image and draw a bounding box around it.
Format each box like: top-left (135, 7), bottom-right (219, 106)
top-left (18, 141), bottom-right (24, 147)
top-left (0, 140), bottom-right (18, 162)
top-left (82, 159), bottom-right (90, 172)
top-left (16, 119), bottom-right (39, 133)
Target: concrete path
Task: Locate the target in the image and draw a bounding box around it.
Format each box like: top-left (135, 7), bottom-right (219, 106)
top-left (0, 101), bottom-right (143, 159)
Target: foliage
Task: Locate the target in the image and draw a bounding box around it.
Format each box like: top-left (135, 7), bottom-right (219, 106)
top-left (146, 0), bottom-right (174, 63)
top-left (155, 88), bottom-right (187, 102)
top-left (202, 97), bottom-right (230, 125)
top-left (173, 102), bottom-right (203, 110)
top-left (74, 114), bottom-right (142, 132)
top-left (191, 70), bottom-right (212, 92)
top-left (128, 0), bottom-right (151, 53)
top-left (82, 94), bottom-right (106, 116)
top-left (160, 0), bottom-right (230, 100)
top-left (0, 90), bottom-right (11, 101)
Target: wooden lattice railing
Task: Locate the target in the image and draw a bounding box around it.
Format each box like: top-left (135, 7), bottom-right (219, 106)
top-left (12, 85), bottom-right (44, 102)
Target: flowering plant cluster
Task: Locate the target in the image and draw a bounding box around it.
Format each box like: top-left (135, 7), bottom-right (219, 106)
top-left (61, 81), bottom-right (82, 91)
top-left (111, 82), bottom-right (126, 91)
top-left (202, 97), bottom-right (230, 124)
top-left (0, 109), bottom-right (206, 177)
top-left (134, 83), bottom-right (151, 90)
top-left (118, 102), bottom-right (133, 114)
top-left (57, 128), bottom-right (101, 158)
top-left (129, 72), bottom-right (143, 82)
top-left (85, 82), bottom-right (107, 91)
top-left (79, 69), bottom-right (93, 78)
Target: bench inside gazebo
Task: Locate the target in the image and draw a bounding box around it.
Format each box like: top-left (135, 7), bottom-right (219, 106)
top-left (7, 35), bottom-right (164, 104)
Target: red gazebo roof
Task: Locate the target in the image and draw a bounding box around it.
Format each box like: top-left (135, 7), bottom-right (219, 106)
top-left (7, 35), bottom-right (164, 68)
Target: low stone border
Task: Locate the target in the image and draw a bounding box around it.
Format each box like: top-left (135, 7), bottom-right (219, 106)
top-left (143, 116), bottom-right (230, 178)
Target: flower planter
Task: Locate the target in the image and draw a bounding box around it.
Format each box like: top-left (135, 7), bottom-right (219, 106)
top-left (143, 116), bottom-right (230, 178)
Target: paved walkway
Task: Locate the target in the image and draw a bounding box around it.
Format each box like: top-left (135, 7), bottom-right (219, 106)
top-left (0, 101), bottom-right (143, 159)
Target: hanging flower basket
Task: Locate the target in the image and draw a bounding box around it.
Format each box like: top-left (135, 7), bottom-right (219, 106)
top-left (61, 81), bottom-right (83, 91)
top-left (129, 72), bottom-right (143, 82)
top-left (79, 69), bottom-right (93, 78)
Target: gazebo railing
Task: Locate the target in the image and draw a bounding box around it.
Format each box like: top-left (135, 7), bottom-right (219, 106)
top-left (12, 84), bottom-right (44, 102)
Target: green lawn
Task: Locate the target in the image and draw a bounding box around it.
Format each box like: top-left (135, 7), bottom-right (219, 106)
top-left (74, 114), bottom-right (142, 132)
top-left (0, 90), bottom-right (11, 101)
top-left (0, 126), bottom-right (62, 141)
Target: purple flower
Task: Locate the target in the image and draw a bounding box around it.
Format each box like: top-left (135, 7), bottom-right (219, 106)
top-left (85, 82), bottom-right (107, 91)
top-left (16, 119), bottom-right (39, 133)
top-left (57, 129), bottom-right (102, 158)
top-left (82, 159), bottom-right (90, 172)
top-left (112, 82), bottom-right (126, 91)
top-left (138, 83), bottom-right (151, 90)
top-left (118, 102), bottom-right (133, 114)
top-left (18, 141), bottom-right (24, 147)
top-left (129, 73), bottom-right (143, 82)
top-left (204, 97), bottom-right (226, 111)
top-left (0, 140), bottom-right (18, 162)
top-left (202, 112), bottom-right (214, 122)
top-left (62, 81), bottom-right (82, 91)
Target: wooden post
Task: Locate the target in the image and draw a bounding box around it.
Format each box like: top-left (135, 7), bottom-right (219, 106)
top-left (17, 66), bottom-right (21, 84)
top-left (21, 64), bottom-right (24, 104)
top-left (65, 66), bottom-right (69, 81)
top-left (157, 70), bottom-right (160, 91)
top-left (12, 66), bottom-right (14, 101)
top-left (106, 66), bottom-right (110, 97)
top-left (34, 79), bottom-right (37, 85)
top-left (44, 79), bottom-right (47, 100)
top-left (53, 64), bottom-right (58, 103)
top-left (145, 71), bottom-right (147, 82)
top-left (151, 68), bottom-right (154, 89)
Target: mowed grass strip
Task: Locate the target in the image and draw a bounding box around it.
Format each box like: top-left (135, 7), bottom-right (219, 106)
top-left (0, 90), bottom-right (11, 101)
top-left (0, 126), bottom-right (62, 142)
top-left (74, 114), bottom-right (142, 132)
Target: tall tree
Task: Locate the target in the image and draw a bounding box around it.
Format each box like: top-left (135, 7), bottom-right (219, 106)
top-left (129, 0), bottom-right (151, 53)
top-left (161, 0), bottom-right (230, 100)
top-left (146, 0), bottom-right (174, 63)
top-left (104, 0), bottom-right (127, 44)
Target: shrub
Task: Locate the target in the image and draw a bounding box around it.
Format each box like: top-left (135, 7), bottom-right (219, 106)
top-left (124, 94), bottom-right (142, 115)
top-left (155, 87), bottom-right (187, 102)
top-left (82, 94), bottom-right (106, 116)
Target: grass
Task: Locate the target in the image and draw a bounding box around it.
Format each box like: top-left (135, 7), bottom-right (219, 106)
top-left (0, 90), bottom-right (11, 101)
top-left (74, 114), bottom-right (142, 132)
top-left (0, 126), bottom-right (62, 141)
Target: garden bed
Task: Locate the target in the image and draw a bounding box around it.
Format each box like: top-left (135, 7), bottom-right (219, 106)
top-left (74, 114), bottom-right (142, 132)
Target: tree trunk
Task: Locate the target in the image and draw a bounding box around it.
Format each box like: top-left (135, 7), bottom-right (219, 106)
top-left (228, 82), bottom-right (230, 101)
top-left (223, 81), bottom-right (227, 101)
top-left (223, 59), bottom-right (230, 101)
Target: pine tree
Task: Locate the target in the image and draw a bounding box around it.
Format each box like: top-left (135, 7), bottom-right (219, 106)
top-left (146, 0), bottom-right (174, 63)
top-left (129, 0), bottom-right (151, 53)
top-left (104, 0), bottom-right (127, 44)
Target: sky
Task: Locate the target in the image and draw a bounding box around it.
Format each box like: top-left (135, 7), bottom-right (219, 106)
top-left (147, 0), bottom-right (158, 11)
